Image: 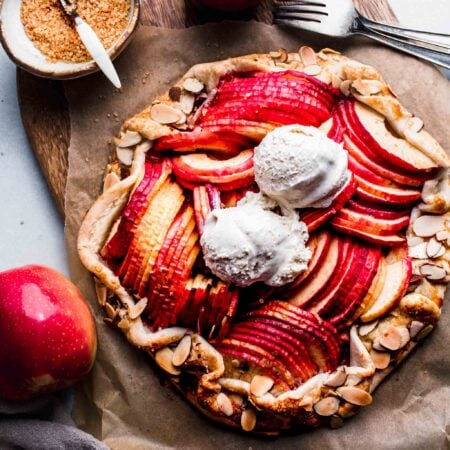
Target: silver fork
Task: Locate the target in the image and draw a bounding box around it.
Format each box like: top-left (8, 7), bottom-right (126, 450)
top-left (273, 0), bottom-right (450, 69)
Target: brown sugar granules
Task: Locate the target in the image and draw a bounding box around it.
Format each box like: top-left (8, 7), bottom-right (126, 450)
top-left (21, 0), bottom-right (129, 63)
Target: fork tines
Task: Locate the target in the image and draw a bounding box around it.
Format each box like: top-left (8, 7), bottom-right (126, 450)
top-left (274, 1), bottom-right (328, 23)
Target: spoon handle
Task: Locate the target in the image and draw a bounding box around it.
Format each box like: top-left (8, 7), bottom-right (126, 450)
top-left (74, 15), bottom-right (122, 89)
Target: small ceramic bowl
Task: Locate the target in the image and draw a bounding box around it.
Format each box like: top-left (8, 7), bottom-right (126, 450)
top-left (0, 0), bottom-right (140, 80)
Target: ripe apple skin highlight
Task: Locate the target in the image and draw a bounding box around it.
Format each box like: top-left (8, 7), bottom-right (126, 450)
top-left (0, 265), bottom-right (97, 400)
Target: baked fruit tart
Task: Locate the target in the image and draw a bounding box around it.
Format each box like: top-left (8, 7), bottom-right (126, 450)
top-left (78, 47), bottom-right (450, 434)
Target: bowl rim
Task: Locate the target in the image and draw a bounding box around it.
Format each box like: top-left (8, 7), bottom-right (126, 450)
top-left (0, 0), bottom-right (140, 80)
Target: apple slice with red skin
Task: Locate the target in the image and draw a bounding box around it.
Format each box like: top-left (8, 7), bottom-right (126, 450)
top-left (348, 154), bottom-right (395, 187)
top-left (102, 158), bottom-right (171, 261)
top-left (330, 216), bottom-right (406, 246)
top-left (212, 288), bottom-right (239, 342)
top-left (172, 149), bottom-right (254, 179)
top-left (321, 115), bottom-right (344, 144)
top-left (218, 337), bottom-right (296, 388)
top-left (307, 237), bottom-right (354, 316)
top-left (343, 134), bottom-right (431, 187)
top-left (193, 185), bottom-right (221, 235)
top-left (228, 326), bottom-right (314, 382)
top-left (329, 246), bottom-right (382, 329)
top-left (200, 119), bottom-right (276, 141)
top-left (360, 247), bottom-right (412, 322)
top-left (232, 320), bottom-right (317, 381)
top-left (176, 170), bottom-right (255, 192)
top-left (245, 302), bottom-right (340, 372)
top-left (153, 129), bottom-right (252, 155)
top-left (285, 230), bottom-right (331, 292)
top-left (131, 181), bottom-right (185, 297)
top-left (336, 208), bottom-right (410, 235)
top-left (354, 174), bottom-right (421, 205)
top-left (287, 236), bottom-right (342, 308)
top-left (346, 198), bottom-right (410, 220)
top-left (347, 101), bottom-right (437, 172)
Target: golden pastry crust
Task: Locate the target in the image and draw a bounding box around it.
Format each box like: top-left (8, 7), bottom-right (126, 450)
top-left (78, 48), bottom-right (450, 434)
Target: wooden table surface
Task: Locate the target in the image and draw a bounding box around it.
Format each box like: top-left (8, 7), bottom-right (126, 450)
top-left (16, 0), bottom-right (397, 216)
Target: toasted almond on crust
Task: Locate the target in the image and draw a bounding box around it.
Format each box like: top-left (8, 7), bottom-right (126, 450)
top-left (114, 131), bottom-right (142, 148)
top-left (413, 214), bottom-right (446, 237)
top-left (155, 348), bottom-right (181, 376)
top-left (352, 79), bottom-right (383, 96)
top-left (250, 375), bottom-right (274, 397)
top-left (324, 368), bottom-right (347, 387)
top-left (129, 297), bottom-right (148, 320)
top-left (336, 387), bottom-right (372, 406)
top-left (420, 263), bottom-right (446, 281)
top-left (216, 393), bottom-right (234, 417)
top-left (426, 238), bottom-right (444, 258)
top-left (358, 321), bottom-right (378, 337)
top-left (414, 324), bottom-right (434, 341)
top-left (299, 46), bottom-right (317, 66)
top-left (180, 93), bottom-right (195, 114)
top-left (436, 230), bottom-right (450, 242)
top-left (172, 335), bottom-right (192, 367)
top-left (409, 320), bottom-right (425, 339)
top-left (183, 78), bottom-right (204, 94)
top-left (340, 80), bottom-right (351, 96)
top-left (116, 147), bottom-right (134, 166)
top-left (409, 242), bottom-right (428, 259)
top-left (408, 117), bottom-right (424, 133)
top-left (379, 325), bottom-right (410, 351)
top-left (241, 408), bottom-right (257, 432)
top-left (105, 302), bottom-right (117, 320)
top-left (370, 349), bottom-right (390, 369)
top-left (314, 397), bottom-right (340, 416)
top-left (151, 103), bottom-right (185, 124)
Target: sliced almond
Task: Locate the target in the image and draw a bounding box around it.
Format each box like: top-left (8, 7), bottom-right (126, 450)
top-left (151, 103), bottom-right (184, 124)
top-left (331, 74), bottom-right (342, 89)
top-left (269, 50), bottom-right (282, 58)
top-left (370, 349), bottom-right (390, 369)
top-left (103, 172), bottom-right (121, 192)
top-left (409, 320), bottom-right (425, 339)
top-left (435, 230), bottom-right (450, 242)
top-left (172, 335), bottom-right (192, 367)
top-left (408, 117), bottom-right (424, 133)
top-left (116, 147), bottom-right (134, 166)
top-left (408, 235), bottom-right (425, 247)
top-left (117, 318), bottom-right (130, 330)
top-left (104, 303), bottom-right (117, 320)
top-left (276, 48), bottom-right (289, 63)
top-left (345, 375), bottom-right (362, 387)
top-left (94, 279), bottom-right (107, 306)
top-left (180, 93), bottom-right (195, 114)
top-left (216, 393), bottom-right (234, 417)
top-left (420, 263), bottom-right (446, 281)
top-left (129, 297), bottom-right (148, 320)
top-left (169, 86), bottom-right (182, 101)
top-left (414, 324), bottom-right (434, 341)
top-left (324, 368), bottom-right (347, 387)
top-left (340, 80), bottom-right (351, 97)
top-left (114, 130), bottom-right (142, 148)
top-left (314, 397), bottom-right (340, 416)
top-left (358, 321), bottom-right (378, 337)
top-left (155, 348), bottom-right (181, 376)
top-left (330, 414), bottom-right (344, 429)
top-left (303, 64), bottom-right (321, 76)
top-left (322, 48), bottom-right (341, 55)
top-left (336, 386), bottom-right (372, 406)
top-left (409, 242), bottom-right (428, 259)
top-left (250, 375), bottom-right (274, 397)
top-left (352, 79), bottom-right (383, 96)
top-left (426, 238), bottom-right (444, 258)
top-left (229, 394), bottom-right (244, 406)
top-left (241, 408), bottom-right (257, 432)
top-left (182, 77), bottom-right (204, 94)
top-left (371, 338), bottom-right (386, 352)
top-left (379, 325), bottom-right (410, 351)
top-left (299, 46), bottom-right (317, 66)
top-left (413, 214), bottom-right (446, 237)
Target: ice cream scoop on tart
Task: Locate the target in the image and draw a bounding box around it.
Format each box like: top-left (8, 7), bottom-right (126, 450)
top-left (78, 47), bottom-right (449, 434)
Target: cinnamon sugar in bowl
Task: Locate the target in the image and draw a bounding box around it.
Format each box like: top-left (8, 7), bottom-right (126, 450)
top-left (0, 0), bottom-right (140, 80)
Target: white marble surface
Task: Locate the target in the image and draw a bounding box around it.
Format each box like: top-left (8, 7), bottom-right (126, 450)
top-left (0, 1), bottom-right (448, 278)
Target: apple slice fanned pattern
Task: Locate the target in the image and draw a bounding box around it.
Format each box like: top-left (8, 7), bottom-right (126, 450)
top-left (78, 47), bottom-right (450, 434)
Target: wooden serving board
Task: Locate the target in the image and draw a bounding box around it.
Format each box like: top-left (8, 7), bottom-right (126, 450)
top-left (17, 0), bottom-right (397, 216)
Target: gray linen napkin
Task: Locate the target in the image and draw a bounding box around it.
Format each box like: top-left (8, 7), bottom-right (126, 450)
top-left (0, 390), bottom-right (108, 450)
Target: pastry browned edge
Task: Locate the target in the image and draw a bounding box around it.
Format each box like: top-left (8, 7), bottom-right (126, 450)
top-left (77, 47), bottom-right (450, 434)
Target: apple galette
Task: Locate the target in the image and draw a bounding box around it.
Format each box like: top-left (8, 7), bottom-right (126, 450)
top-left (78, 47), bottom-right (450, 434)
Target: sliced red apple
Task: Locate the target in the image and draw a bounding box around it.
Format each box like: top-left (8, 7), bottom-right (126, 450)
top-left (360, 251), bottom-right (412, 322)
top-left (346, 198), bottom-right (410, 220)
top-left (201, 119), bottom-right (276, 141)
top-left (287, 236), bottom-right (342, 307)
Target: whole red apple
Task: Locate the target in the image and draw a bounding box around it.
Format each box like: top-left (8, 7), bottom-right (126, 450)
top-left (195, 0), bottom-right (260, 12)
top-left (0, 265), bottom-right (97, 400)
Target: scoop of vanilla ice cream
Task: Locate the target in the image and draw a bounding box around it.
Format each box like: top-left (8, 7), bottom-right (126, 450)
top-left (200, 193), bottom-right (311, 287)
top-left (254, 125), bottom-right (349, 209)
